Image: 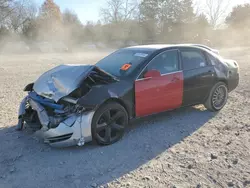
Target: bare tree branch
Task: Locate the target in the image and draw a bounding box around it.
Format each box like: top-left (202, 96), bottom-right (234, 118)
top-left (100, 0), bottom-right (138, 23)
top-left (204, 0), bottom-right (232, 27)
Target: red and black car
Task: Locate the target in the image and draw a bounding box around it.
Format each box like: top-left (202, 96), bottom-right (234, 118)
top-left (18, 44), bottom-right (239, 147)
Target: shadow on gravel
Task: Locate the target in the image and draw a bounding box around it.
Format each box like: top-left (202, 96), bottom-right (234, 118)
top-left (0, 106), bottom-right (216, 188)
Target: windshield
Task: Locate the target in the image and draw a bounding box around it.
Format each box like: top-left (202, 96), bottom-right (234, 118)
top-left (95, 49), bottom-right (154, 78)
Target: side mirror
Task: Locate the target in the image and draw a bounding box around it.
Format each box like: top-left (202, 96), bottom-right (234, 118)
top-left (144, 70), bottom-right (161, 78)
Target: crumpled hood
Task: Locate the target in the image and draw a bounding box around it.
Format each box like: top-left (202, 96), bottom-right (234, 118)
top-left (33, 64), bottom-right (94, 102)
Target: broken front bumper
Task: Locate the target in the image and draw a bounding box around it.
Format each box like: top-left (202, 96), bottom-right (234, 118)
top-left (18, 95), bottom-right (95, 147)
top-left (38, 112), bottom-right (94, 147)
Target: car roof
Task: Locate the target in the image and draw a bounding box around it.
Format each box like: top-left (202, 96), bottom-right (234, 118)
top-left (125, 44), bottom-right (211, 51)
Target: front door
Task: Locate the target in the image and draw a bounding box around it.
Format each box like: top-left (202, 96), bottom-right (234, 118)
top-left (135, 50), bottom-right (184, 117)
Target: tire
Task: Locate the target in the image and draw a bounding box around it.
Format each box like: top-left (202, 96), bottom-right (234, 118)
top-left (16, 118), bottom-right (24, 131)
top-left (91, 102), bottom-right (128, 145)
top-left (204, 82), bottom-right (228, 112)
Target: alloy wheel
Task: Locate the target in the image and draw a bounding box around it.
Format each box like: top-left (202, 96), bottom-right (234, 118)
top-left (212, 85), bottom-right (227, 110)
top-left (95, 108), bottom-right (126, 144)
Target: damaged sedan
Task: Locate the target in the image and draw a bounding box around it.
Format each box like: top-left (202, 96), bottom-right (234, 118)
top-left (17, 44), bottom-right (239, 147)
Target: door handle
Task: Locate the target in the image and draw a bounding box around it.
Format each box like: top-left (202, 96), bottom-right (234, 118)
top-left (208, 70), bottom-right (215, 76)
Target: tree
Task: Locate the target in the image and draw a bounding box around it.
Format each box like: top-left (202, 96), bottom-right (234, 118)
top-left (225, 3), bottom-right (250, 46)
top-left (62, 9), bottom-right (83, 45)
top-left (138, 0), bottom-right (195, 43)
top-left (8, 0), bottom-right (37, 32)
top-left (0, 25), bottom-right (9, 40)
top-left (179, 0), bottom-right (195, 23)
top-left (37, 0), bottom-right (62, 40)
top-left (138, 0), bottom-right (159, 43)
top-left (63, 9), bottom-right (81, 26)
top-left (0, 0), bottom-right (15, 25)
top-left (100, 0), bottom-right (138, 23)
top-left (159, 0), bottom-right (194, 23)
top-left (200, 0), bottom-right (232, 28)
top-left (139, 0), bottom-right (159, 21)
top-left (84, 21), bottom-right (96, 42)
top-left (192, 14), bottom-right (210, 43)
top-left (158, 0), bottom-right (195, 31)
top-left (22, 18), bottom-right (37, 40)
top-left (196, 14), bottom-right (210, 27)
top-left (226, 4), bottom-right (250, 28)
top-left (39, 0), bottom-right (61, 21)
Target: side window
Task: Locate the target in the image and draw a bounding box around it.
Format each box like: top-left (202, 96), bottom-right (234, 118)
top-left (146, 50), bottom-right (179, 75)
top-left (207, 53), bottom-right (226, 72)
top-left (207, 53), bottom-right (220, 66)
top-left (181, 50), bottom-right (207, 70)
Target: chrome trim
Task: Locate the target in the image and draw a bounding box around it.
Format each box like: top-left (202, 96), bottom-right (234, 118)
top-left (136, 49), bottom-right (180, 80)
top-left (136, 77), bottom-right (152, 81)
top-left (135, 71), bottom-right (182, 82)
top-left (160, 70), bottom-right (182, 76)
top-left (62, 97), bottom-right (78, 104)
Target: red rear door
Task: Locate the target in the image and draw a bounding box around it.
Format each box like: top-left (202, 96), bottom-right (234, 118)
top-left (135, 49), bottom-right (184, 117)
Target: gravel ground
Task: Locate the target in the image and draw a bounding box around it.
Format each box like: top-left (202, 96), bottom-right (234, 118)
top-left (0, 48), bottom-right (249, 188)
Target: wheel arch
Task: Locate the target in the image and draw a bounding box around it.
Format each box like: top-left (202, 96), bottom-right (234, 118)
top-left (217, 79), bottom-right (228, 88)
top-left (97, 98), bottom-right (132, 120)
top-left (204, 80), bottom-right (228, 102)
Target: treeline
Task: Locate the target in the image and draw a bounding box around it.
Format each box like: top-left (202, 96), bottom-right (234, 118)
top-left (0, 0), bottom-right (250, 50)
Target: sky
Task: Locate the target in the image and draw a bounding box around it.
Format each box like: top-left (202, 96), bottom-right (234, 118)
top-left (35, 0), bottom-right (249, 24)
top-left (35, 0), bottom-right (107, 24)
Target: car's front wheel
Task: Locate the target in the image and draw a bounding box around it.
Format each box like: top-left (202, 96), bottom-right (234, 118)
top-left (204, 82), bottom-right (228, 112)
top-left (91, 102), bottom-right (128, 145)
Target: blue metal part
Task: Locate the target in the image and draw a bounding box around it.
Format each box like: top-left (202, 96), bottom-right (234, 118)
top-left (54, 109), bottom-right (65, 114)
top-left (29, 92), bottom-right (64, 110)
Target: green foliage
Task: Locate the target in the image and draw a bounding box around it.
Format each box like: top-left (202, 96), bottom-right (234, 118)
top-left (139, 0), bottom-right (159, 21)
top-left (226, 4), bottom-right (250, 28)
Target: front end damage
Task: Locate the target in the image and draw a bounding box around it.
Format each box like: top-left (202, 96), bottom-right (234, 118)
top-left (17, 64), bottom-right (117, 147)
top-left (17, 92), bottom-right (94, 147)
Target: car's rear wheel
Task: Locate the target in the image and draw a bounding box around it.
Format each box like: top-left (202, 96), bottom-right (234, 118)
top-left (204, 82), bottom-right (228, 112)
top-left (91, 102), bottom-right (128, 145)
